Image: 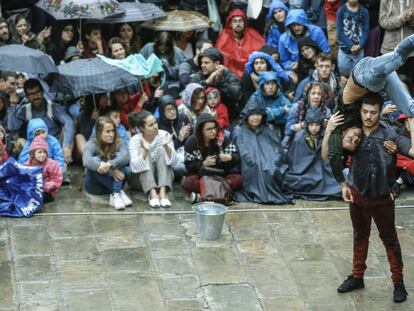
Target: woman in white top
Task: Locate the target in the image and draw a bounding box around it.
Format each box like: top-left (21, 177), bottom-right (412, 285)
top-left (129, 111), bottom-right (177, 208)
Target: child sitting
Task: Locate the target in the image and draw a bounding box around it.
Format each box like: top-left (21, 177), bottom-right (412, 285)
top-left (205, 87), bottom-right (230, 130)
top-left (25, 136), bottom-right (63, 203)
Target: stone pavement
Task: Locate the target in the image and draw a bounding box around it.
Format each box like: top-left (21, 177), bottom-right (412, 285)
top-left (1, 167), bottom-right (414, 310)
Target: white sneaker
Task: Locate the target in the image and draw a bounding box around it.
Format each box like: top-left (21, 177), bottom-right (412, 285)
top-left (160, 198), bottom-right (171, 208)
top-left (110, 193), bottom-right (125, 210)
top-left (148, 195), bottom-right (160, 208)
top-left (120, 190), bottom-right (133, 207)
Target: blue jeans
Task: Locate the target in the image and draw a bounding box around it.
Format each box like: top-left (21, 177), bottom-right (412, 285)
top-left (352, 34), bottom-right (414, 116)
top-left (338, 48), bottom-right (364, 78)
top-left (84, 169), bottom-right (123, 195)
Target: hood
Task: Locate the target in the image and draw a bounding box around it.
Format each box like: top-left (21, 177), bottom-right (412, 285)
top-left (0, 17), bottom-right (7, 26)
top-left (297, 36), bottom-right (321, 52)
top-left (285, 9), bottom-right (308, 28)
top-left (205, 87), bottom-right (222, 104)
top-left (259, 44), bottom-right (279, 56)
top-left (27, 118), bottom-right (48, 141)
top-left (29, 135), bottom-right (49, 155)
top-left (242, 105), bottom-right (267, 124)
top-left (8, 14), bottom-right (32, 39)
top-left (305, 107), bottom-right (325, 126)
top-left (225, 9), bottom-right (247, 30)
top-left (266, 0), bottom-right (289, 21)
top-left (245, 51), bottom-right (281, 75)
top-left (64, 46), bottom-right (83, 62)
top-left (198, 47), bottom-right (223, 66)
top-left (183, 83), bottom-right (204, 108)
top-left (258, 71), bottom-right (281, 88)
top-left (158, 94), bottom-right (177, 123)
top-left (195, 112), bottom-right (217, 132)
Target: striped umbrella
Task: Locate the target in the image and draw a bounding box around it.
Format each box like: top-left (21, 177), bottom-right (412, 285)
top-left (88, 2), bottom-right (166, 23)
top-left (141, 10), bottom-right (212, 32)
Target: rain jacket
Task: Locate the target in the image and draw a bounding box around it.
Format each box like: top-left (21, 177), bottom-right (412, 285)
top-left (0, 140), bottom-right (8, 163)
top-left (18, 118), bottom-right (65, 171)
top-left (25, 136), bottom-right (63, 198)
top-left (279, 9), bottom-right (330, 69)
top-left (379, 0), bottom-right (414, 56)
top-left (215, 9), bottom-right (265, 79)
top-left (242, 71), bottom-right (292, 125)
top-left (282, 108), bottom-right (341, 201)
top-left (265, 0), bottom-right (289, 48)
top-left (205, 87), bottom-right (230, 130)
top-left (231, 105), bottom-right (294, 204)
top-left (178, 83), bottom-right (211, 128)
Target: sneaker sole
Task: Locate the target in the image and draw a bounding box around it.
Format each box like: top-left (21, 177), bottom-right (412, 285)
top-left (337, 284), bottom-right (365, 293)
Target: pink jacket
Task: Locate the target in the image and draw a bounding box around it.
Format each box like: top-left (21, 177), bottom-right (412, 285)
top-left (25, 136), bottom-right (63, 198)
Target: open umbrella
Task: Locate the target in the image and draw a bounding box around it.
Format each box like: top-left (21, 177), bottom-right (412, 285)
top-left (141, 10), bottom-right (212, 32)
top-left (54, 58), bottom-right (138, 98)
top-left (87, 2), bottom-right (166, 24)
top-left (0, 44), bottom-right (57, 76)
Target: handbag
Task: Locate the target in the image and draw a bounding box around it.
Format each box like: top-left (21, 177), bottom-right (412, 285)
top-left (200, 175), bottom-right (233, 204)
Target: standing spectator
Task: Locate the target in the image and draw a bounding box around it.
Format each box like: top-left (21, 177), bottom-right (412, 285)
top-left (325, 0), bottom-right (342, 56)
top-left (83, 116), bottom-right (132, 209)
top-left (215, 9), bottom-right (265, 79)
top-left (360, 0), bottom-right (381, 57)
top-left (336, 0), bottom-right (369, 78)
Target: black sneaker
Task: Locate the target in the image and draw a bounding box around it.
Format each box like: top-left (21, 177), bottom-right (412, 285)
top-left (337, 275), bottom-right (365, 293)
top-left (392, 182), bottom-right (402, 197)
top-left (394, 281), bottom-right (408, 303)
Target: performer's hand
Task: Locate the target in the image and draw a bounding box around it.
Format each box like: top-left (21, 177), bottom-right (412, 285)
top-left (384, 140), bottom-right (398, 155)
top-left (326, 112), bottom-right (344, 133)
top-left (341, 182), bottom-right (353, 203)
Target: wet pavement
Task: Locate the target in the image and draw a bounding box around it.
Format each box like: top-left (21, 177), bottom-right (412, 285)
top-left (1, 166), bottom-right (414, 310)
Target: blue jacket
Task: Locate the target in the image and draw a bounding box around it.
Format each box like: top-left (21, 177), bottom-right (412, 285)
top-left (245, 51), bottom-right (289, 82)
top-left (242, 71), bottom-right (292, 125)
top-left (265, 0), bottom-right (289, 48)
top-left (279, 9), bottom-right (330, 70)
top-left (18, 118), bottom-right (65, 170)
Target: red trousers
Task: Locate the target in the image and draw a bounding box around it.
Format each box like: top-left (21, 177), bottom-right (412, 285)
top-left (350, 188), bottom-right (403, 283)
top-left (182, 174), bottom-right (243, 193)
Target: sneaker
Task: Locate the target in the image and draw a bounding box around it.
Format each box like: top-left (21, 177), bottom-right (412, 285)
top-left (148, 195), bottom-right (160, 208)
top-left (110, 193), bottom-right (125, 210)
top-left (394, 281), bottom-right (408, 303)
top-left (190, 192), bottom-right (200, 203)
top-left (120, 190), bottom-right (133, 207)
top-left (337, 275), bottom-right (365, 293)
top-left (160, 198), bottom-right (171, 208)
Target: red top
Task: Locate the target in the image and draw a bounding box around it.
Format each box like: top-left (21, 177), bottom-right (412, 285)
top-left (325, 0), bottom-right (342, 21)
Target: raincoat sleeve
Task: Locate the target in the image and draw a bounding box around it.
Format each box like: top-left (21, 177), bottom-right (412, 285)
top-left (266, 26), bottom-right (282, 48)
top-left (52, 104), bottom-right (75, 148)
top-left (314, 28), bottom-right (330, 53)
top-left (217, 70), bottom-right (242, 102)
top-left (279, 34), bottom-right (294, 70)
top-left (49, 136), bottom-right (65, 171)
top-left (266, 96), bottom-right (291, 122)
top-left (110, 140), bottom-right (130, 169)
top-left (43, 159), bottom-right (63, 196)
top-left (129, 134), bottom-right (150, 173)
top-left (285, 103), bottom-right (299, 138)
top-left (7, 104), bottom-right (26, 132)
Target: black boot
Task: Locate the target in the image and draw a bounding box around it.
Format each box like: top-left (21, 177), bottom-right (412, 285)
top-left (337, 275), bottom-right (365, 293)
top-left (394, 281), bottom-right (408, 303)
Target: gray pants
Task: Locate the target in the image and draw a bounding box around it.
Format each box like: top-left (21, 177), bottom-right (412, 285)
top-left (128, 149), bottom-right (174, 194)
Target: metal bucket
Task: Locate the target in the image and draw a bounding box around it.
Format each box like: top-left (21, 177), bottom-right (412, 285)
top-left (193, 202), bottom-right (228, 240)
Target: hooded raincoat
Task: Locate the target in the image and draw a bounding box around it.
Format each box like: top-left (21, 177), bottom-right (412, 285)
top-left (265, 0), bottom-right (289, 48)
top-left (279, 9), bottom-right (330, 70)
top-left (215, 9), bottom-right (265, 79)
top-left (178, 83), bottom-right (211, 128)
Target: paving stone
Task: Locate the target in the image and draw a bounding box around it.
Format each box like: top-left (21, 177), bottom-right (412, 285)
top-left (47, 216), bottom-right (95, 239)
top-left (159, 275), bottom-right (201, 299)
top-left (59, 262), bottom-right (106, 290)
top-left (107, 272), bottom-right (164, 311)
top-left (11, 226), bottom-right (50, 256)
top-left (310, 210), bottom-right (351, 233)
top-left (93, 216), bottom-right (141, 236)
top-left (97, 234), bottom-right (146, 250)
top-left (43, 198), bottom-right (90, 214)
top-left (0, 262), bottom-right (14, 306)
top-left (0, 228), bottom-right (8, 240)
top-left (166, 299), bottom-right (203, 310)
top-left (204, 283), bottom-right (262, 311)
top-left (236, 239), bottom-right (278, 258)
top-left (149, 238), bottom-right (188, 257)
top-left (154, 256), bottom-right (195, 276)
top-left (226, 213), bottom-right (271, 240)
top-left (308, 301), bottom-right (357, 311)
top-left (15, 256), bottom-right (53, 282)
top-left (264, 211), bottom-right (309, 225)
top-left (262, 297), bottom-right (306, 311)
top-left (101, 247), bottom-right (152, 274)
top-left (53, 237), bottom-right (100, 261)
top-left (144, 222), bottom-right (182, 239)
top-left (192, 247), bottom-right (248, 284)
top-left (0, 240), bottom-right (10, 261)
top-left (64, 289), bottom-right (112, 311)
top-left (18, 282), bottom-right (58, 304)
top-left (18, 305), bottom-right (60, 311)
top-left (8, 216), bottom-right (46, 227)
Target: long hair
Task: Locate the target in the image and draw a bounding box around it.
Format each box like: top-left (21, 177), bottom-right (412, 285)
top-left (94, 116), bottom-right (119, 161)
top-left (108, 36), bottom-right (129, 59)
top-left (115, 22), bottom-right (141, 54)
top-left (195, 121), bottom-right (219, 157)
top-left (154, 31), bottom-right (175, 66)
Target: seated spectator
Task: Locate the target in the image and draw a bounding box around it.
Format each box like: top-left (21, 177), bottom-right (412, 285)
top-left (82, 24), bottom-right (108, 58)
top-left (284, 81), bottom-right (331, 147)
top-left (178, 83), bottom-right (211, 128)
top-left (115, 22), bottom-right (141, 55)
top-left (279, 9), bottom-right (330, 71)
top-left (99, 105), bottom-right (129, 148)
top-left (128, 111), bottom-right (177, 208)
top-left (205, 87), bottom-right (230, 131)
top-left (0, 17), bottom-right (10, 47)
top-left (179, 38), bottom-right (213, 89)
top-left (265, 0), bottom-right (288, 48)
top-left (296, 37), bottom-right (322, 82)
top-left (18, 118), bottom-right (65, 173)
top-left (83, 116), bottom-right (131, 209)
top-left (0, 92), bottom-right (8, 127)
top-left (25, 136), bottom-right (63, 203)
top-left (215, 9), bottom-right (265, 79)
top-left (0, 71), bottom-right (19, 107)
top-left (140, 31), bottom-right (187, 98)
top-left (231, 105), bottom-right (294, 204)
top-left (108, 37), bottom-right (128, 60)
top-left (189, 47), bottom-right (241, 120)
top-left (8, 14), bottom-right (40, 49)
top-left (282, 108), bottom-right (341, 200)
top-left (241, 71), bottom-right (292, 136)
top-left (175, 30), bottom-right (195, 59)
top-left (157, 95), bottom-right (192, 177)
top-left (74, 96), bottom-right (98, 161)
top-left (242, 51), bottom-right (289, 106)
top-left (183, 113), bottom-right (242, 203)
top-left (8, 79), bottom-right (75, 163)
